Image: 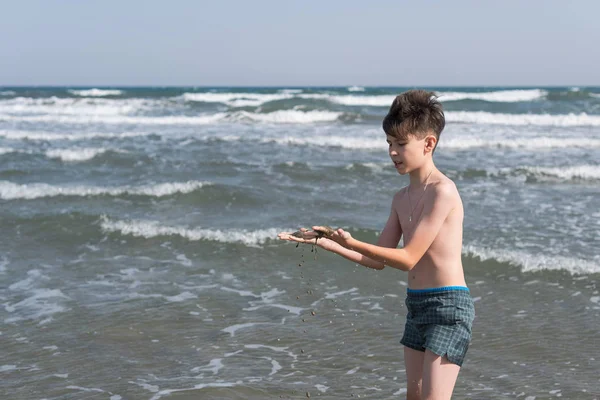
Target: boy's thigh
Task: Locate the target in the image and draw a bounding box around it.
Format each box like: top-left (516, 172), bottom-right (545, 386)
top-left (422, 350), bottom-right (460, 400)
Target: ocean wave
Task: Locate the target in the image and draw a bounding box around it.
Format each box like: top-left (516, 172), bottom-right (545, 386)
top-left (510, 165), bottom-right (600, 182)
top-left (464, 244), bottom-right (599, 274)
top-left (99, 216), bottom-right (281, 246)
top-left (257, 134), bottom-right (600, 151)
top-left (347, 86), bottom-right (365, 92)
top-left (0, 91), bottom-right (16, 96)
top-left (234, 110), bottom-right (342, 123)
top-left (445, 111), bottom-right (600, 126)
top-left (441, 136), bottom-right (600, 149)
top-left (179, 89), bottom-right (546, 108)
top-left (4, 288), bottom-right (71, 324)
top-left (45, 147), bottom-right (119, 162)
top-left (0, 96), bottom-right (147, 116)
top-left (0, 180), bottom-right (211, 200)
top-left (0, 145), bottom-right (127, 162)
top-left (0, 147), bottom-right (20, 155)
top-left (438, 89), bottom-right (546, 102)
top-left (68, 89), bottom-right (123, 97)
top-left (182, 92), bottom-right (294, 107)
top-left (456, 165), bottom-right (600, 183)
top-left (0, 113), bottom-right (228, 125)
top-left (0, 130), bottom-right (151, 141)
top-left (263, 135), bottom-right (382, 149)
top-left (0, 110), bottom-right (341, 125)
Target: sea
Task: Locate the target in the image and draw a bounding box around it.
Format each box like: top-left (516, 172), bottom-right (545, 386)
top-left (0, 86), bottom-right (599, 399)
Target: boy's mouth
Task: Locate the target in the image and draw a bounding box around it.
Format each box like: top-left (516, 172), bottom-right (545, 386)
top-left (393, 161), bottom-right (403, 167)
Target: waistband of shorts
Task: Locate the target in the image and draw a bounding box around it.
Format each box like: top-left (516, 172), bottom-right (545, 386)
top-left (407, 286), bottom-right (470, 296)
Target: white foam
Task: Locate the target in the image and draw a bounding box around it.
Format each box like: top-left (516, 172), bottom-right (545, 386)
top-left (346, 366), bottom-right (360, 374)
top-left (0, 180), bottom-right (211, 200)
top-left (446, 111), bottom-right (600, 126)
top-left (0, 147), bottom-right (17, 155)
top-left (0, 365), bottom-right (17, 372)
top-left (8, 270), bottom-right (48, 291)
top-left (130, 381), bottom-right (159, 393)
top-left (69, 89), bottom-right (123, 97)
top-left (0, 91), bottom-right (16, 96)
top-left (182, 92), bottom-right (293, 107)
top-left (164, 292), bottom-right (197, 302)
top-left (4, 289), bottom-right (71, 323)
top-left (267, 358), bottom-right (282, 375)
top-left (244, 344), bottom-right (298, 361)
top-left (191, 358), bottom-right (224, 375)
top-left (590, 93), bottom-right (600, 98)
top-left (0, 96), bottom-right (143, 116)
top-left (315, 384), bottom-right (329, 393)
top-left (0, 130), bottom-right (150, 141)
top-left (320, 94), bottom-right (395, 106)
top-left (222, 322), bottom-right (271, 337)
top-left (100, 216), bottom-right (282, 246)
top-left (66, 386), bottom-right (105, 393)
top-left (325, 288), bottom-right (359, 299)
top-left (441, 136), bottom-right (600, 150)
top-left (515, 165), bottom-right (600, 181)
top-left (279, 89), bottom-right (303, 94)
top-left (0, 109), bottom-right (340, 125)
top-left (235, 110), bottom-right (341, 123)
top-left (438, 89), bottom-right (546, 102)
top-left (265, 135), bottom-right (383, 149)
top-left (347, 86), bottom-right (365, 92)
top-left (464, 245), bottom-right (599, 274)
top-left (0, 112), bottom-right (227, 125)
top-left (45, 147), bottom-right (113, 162)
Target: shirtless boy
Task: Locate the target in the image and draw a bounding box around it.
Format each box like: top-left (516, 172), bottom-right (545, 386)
top-left (278, 90), bottom-right (475, 400)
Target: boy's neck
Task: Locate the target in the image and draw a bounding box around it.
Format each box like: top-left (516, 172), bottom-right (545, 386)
top-left (408, 160), bottom-right (437, 187)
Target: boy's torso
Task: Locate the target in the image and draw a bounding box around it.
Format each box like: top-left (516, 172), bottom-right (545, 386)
top-left (393, 177), bottom-right (466, 289)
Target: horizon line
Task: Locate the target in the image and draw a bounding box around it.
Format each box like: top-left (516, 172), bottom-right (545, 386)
top-left (2, 84), bottom-right (599, 89)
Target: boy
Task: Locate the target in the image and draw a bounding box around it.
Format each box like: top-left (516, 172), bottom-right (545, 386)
top-left (278, 90), bottom-right (475, 400)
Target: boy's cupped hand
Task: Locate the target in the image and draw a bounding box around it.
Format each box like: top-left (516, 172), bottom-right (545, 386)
top-left (313, 226), bottom-right (353, 248)
top-left (277, 227), bottom-right (339, 251)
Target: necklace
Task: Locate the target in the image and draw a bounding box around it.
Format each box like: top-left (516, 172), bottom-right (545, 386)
top-left (407, 169), bottom-right (434, 222)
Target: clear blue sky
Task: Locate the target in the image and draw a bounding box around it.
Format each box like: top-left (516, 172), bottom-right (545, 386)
top-left (1, 0), bottom-right (598, 86)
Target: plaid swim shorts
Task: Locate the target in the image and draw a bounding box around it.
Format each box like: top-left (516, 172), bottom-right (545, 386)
top-left (400, 286), bottom-right (475, 367)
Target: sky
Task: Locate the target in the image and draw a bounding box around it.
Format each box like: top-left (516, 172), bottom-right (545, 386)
top-left (1, 0), bottom-right (599, 86)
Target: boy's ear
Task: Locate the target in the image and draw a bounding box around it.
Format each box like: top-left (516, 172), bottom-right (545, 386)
top-left (424, 135), bottom-right (437, 153)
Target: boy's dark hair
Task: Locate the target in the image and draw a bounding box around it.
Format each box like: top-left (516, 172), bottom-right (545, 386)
top-left (382, 90), bottom-right (445, 152)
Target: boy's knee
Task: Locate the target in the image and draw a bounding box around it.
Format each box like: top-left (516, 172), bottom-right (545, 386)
top-left (407, 392), bottom-right (421, 400)
top-left (406, 384), bottom-right (422, 400)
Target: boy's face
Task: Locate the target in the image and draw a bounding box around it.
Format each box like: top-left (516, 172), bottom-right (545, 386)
top-left (386, 134), bottom-right (431, 175)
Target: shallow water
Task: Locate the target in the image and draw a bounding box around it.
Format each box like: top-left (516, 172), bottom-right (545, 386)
top-left (1, 86), bottom-right (599, 399)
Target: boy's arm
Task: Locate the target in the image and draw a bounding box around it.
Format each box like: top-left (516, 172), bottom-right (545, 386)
top-left (332, 200), bottom-right (403, 270)
top-left (346, 184), bottom-right (455, 272)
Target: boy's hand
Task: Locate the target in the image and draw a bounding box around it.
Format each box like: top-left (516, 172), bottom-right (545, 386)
top-left (277, 228), bottom-right (340, 252)
top-left (312, 226), bottom-right (353, 248)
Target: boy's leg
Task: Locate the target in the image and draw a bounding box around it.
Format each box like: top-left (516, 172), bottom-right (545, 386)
top-left (404, 346), bottom-right (424, 400)
top-left (421, 350), bottom-right (460, 400)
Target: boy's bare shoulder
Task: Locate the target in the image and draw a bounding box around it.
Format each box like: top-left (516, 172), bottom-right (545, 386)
top-left (430, 175), bottom-right (462, 206)
top-left (393, 186), bottom-right (408, 200)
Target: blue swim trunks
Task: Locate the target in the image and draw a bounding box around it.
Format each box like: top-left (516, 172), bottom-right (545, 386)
top-left (400, 286), bottom-right (475, 367)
